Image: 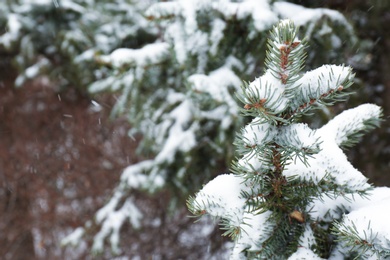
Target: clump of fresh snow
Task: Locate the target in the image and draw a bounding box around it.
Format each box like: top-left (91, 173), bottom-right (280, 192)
top-left (288, 247), bottom-right (323, 260)
top-left (61, 227), bottom-right (85, 247)
top-left (120, 160), bottom-right (164, 190)
top-left (209, 18), bottom-right (226, 56)
top-left (0, 14), bottom-right (22, 48)
top-left (274, 1), bottom-right (355, 41)
top-left (284, 140), bottom-right (369, 190)
top-left (188, 66), bottom-right (241, 132)
top-left (213, 0), bottom-right (278, 32)
top-left (298, 224), bottom-right (317, 251)
top-left (194, 174), bottom-right (276, 258)
top-left (95, 190), bottom-right (125, 224)
top-left (235, 0), bottom-right (278, 32)
top-left (241, 121), bottom-right (276, 147)
top-left (307, 187), bottom-right (390, 223)
top-left (289, 65), bottom-right (353, 109)
top-left (99, 42), bottom-right (170, 68)
top-left (155, 100), bottom-right (197, 164)
top-left (276, 123), bottom-right (319, 150)
top-left (193, 174), bottom-right (247, 226)
top-left (231, 210), bottom-right (273, 258)
top-left (145, 2), bottom-right (182, 19)
top-left (146, 1), bottom-right (212, 69)
top-left (93, 198), bottom-right (142, 254)
top-left (335, 195), bottom-right (390, 258)
top-left (319, 103), bottom-right (382, 146)
top-left (15, 58), bottom-right (50, 87)
top-left (165, 21), bottom-right (187, 65)
top-left (88, 74), bottom-right (134, 93)
top-left (188, 67), bottom-right (241, 104)
top-left (237, 152), bottom-right (273, 174)
top-left (246, 70), bottom-right (289, 114)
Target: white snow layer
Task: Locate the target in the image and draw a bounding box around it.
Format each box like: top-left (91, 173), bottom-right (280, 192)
top-left (189, 67), bottom-right (241, 102)
top-left (209, 18), bottom-right (227, 56)
top-left (288, 247), bottom-right (324, 260)
top-left (146, 1), bottom-right (211, 68)
top-left (276, 123), bottom-right (319, 150)
top-left (144, 0), bottom-right (352, 77)
top-left (309, 187), bottom-right (390, 222)
top-left (237, 150), bottom-right (272, 174)
top-left (95, 190), bottom-right (142, 227)
top-left (231, 210), bottom-right (273, 259)
top-left (155, 99), bottom-right (197, 164)
top-left (290, 65), bottom-right (353, 109)
top-left (242, 120), bottom-right (276, 147)
top-left (194, 174), bottom-right (275, 258)
top-left (194, 174), bottom-right (247, 226)
top-left (246, 70), bottom-right (289, 113)
top-left (61, 227), bottom-right (85, 247)
top-left (296, 224), bottom-right (318, 255)
top-left (319, 103), bottom-right (382, 146)
top-left (0, 14), bottom-right (22, 48)
top-left (100, 42), bottom-right (170, 68)
top-left (15, 58), bottom-right (51, 87)
top-left (145, 2), bottom-right (182, 19)
top-left (274, 1), bottom-right (354, 38)
top-left (93, 198), bottom-right (142, 254)
top-left (120, 160), bottom-right (164, 191)
top-left (147, 0), bottom-right (277, 33)
top-left (346, 197), bottom-right (390, 236)
top-left (147, 0), bottom-right (341, 71)
top-left (213, 0), bottom-right (278, 32)
top-left (188, 67), bottom-right (241, 116)
top-left (334, 190), bottom-right (390, 258)
top-left (88, 73), bottom-right (134, 93)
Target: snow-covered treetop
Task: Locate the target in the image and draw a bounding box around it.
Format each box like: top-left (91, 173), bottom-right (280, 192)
top-left (188, 20), bottom-right (384, 259)
top-left (240, 20), bottom-right (355, 125)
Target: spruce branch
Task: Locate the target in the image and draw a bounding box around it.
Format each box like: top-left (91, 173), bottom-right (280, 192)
top-left (331, 220), bottom-right (379, 259)
top-left (266, 20), bottom-right (306, 86)
top-left (188, 19), bottom-right (384, 259)
top-left (319, 104), bottom-right (383, 150)
top-left (237, 80), bottom-right (289, 124)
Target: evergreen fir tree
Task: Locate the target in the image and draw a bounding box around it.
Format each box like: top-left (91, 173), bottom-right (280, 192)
top-left (187, 20), bottom-right (388, 259)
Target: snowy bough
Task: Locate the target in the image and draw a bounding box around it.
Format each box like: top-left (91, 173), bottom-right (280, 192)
top-left (187, 20), bottom-right (390, 259)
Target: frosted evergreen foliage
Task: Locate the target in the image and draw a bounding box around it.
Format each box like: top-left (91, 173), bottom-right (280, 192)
top-left (188, 20), bottom-right (387, 259)
top-left (0, 0), bottom-right (155, 90)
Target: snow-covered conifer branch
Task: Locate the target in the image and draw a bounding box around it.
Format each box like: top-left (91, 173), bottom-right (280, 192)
top-left (275, 123), bottom-right (321, 166)
top-left (266, 19), bottom-right (306, 86)
top-left (289, 64), bottom-right (354, 112)
top-left (332, 199), bottom-right (390, 259)
top-left (234, 120), bottom-right (276, 155)
top-left (145, 2), bottom-right (182, 20)
top-left (95, 42), bottom-right (170, 69)
top-left (319, 103), bottom-right (382, 149)
top-left (238, 19), bottom-right (353, 124)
